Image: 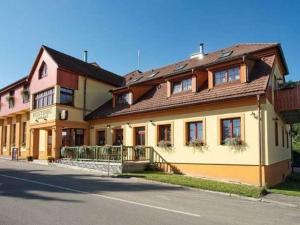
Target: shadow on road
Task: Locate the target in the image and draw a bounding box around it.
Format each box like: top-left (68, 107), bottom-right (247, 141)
top-left (0, 163), bottom-right (182, 203)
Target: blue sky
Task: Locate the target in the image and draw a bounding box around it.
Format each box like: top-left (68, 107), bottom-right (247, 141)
top-left (0, 0), bottom-right (299, 87)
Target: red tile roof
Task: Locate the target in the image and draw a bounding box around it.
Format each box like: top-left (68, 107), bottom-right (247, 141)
top-left (119, 43), bottom-right (282, 89)
top-left (86, 54), bottom-right (275, 120)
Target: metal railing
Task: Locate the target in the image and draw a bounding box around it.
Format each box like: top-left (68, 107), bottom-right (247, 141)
top-left (60, 145), bottom-right (153, 163)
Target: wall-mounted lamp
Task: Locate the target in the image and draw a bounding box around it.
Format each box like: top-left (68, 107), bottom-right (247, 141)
top-left (250, 112), bottom-right (258, 119)
top-left (90, 126), bottom-right (94, 130)
top-left (126, 122), bottom-right (132, 128)
top-left (106, 125), bottom-right (111, 129)
top-left (149, 120), bottom-right (155, 125)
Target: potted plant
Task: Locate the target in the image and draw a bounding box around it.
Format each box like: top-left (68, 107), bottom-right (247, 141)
top-left (134, 146), bottom-right (146, 160)
top-left (26, 156), bottom-right (33, 162)
top-left (47, 156), bottom-right (55, 163)
top-left (224, 137), bottom-right (243, 146)
top-left (189, 139), bottom-right (205, 148)
top-left (157, 140), bottom-right (172, 148)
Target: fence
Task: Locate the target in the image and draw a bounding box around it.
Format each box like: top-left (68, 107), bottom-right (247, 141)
top-left (60, 145), bottom-right (153, 163)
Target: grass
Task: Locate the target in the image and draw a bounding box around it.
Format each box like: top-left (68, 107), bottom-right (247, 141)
top-left (269, 173), bottom-right (300, 197)
top-left (118, 172), bottom-right (265, 198)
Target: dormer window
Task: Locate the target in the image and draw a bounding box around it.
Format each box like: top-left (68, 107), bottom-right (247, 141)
top-left (214, 67), bottom-right (240, 85)
top-left (172, 78), bottom-right (192, 94)
top-left (117, 92), bottom-right (130, 105)
top-left (39, 62), bottom-right (48, 79)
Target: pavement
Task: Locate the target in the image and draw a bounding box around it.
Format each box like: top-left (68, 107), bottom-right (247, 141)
top-left (0, 160), bottom-right (299, 225)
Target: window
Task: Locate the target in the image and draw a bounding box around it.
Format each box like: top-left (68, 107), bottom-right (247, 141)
top-left (172, 78), bottom-right (192, 94)
top-left (282, 127), bottom-right (285, 147)
top-left (12, 124), bottom-right (16, 146)
top-left (221, 118), bottom-right (241, 144)
top-left (113, 129), bottom-right (123, 145)
top-left (134, 127), bottom-right (145, 146)
top-left (8, 91), bottom-right (15, 109)
top-left (275, 121), bottom-right (278, 146)
top-left (187, 121), bottom-right (203, 144)
top-left (60, 88), bottom-right (74, 106)
top-left (34, 88), bottom-right (54, 109)
top-left (117, 93), bottom-right (130, 105)
top-left (158, 124), bottom-right (171, 144)
top-left (214, 67), bottom-right (240, 85)
top-left (22, 122), bottom-right (27, 145)
top-left (39, 62), bottom-right (48, 79)
top-left (22, 87), bottom-right (30, 103)
top-left (75, 129), bottom-right (84, 146)
top-left (97, 130), bottom-right (106, 146)
top-left (3, 126), bottom-right (7, 146)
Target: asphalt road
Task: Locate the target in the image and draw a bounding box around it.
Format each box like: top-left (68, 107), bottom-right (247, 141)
top-left (0, 160), bottom-right (299, 225)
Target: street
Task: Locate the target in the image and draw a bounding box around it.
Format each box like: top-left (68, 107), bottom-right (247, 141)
top-left (0, 160), bottom-right (299, 225)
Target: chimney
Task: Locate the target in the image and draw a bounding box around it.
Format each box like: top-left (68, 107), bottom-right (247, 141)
top-left (190, 43), bottom-right (205, 59)
top-left (199, 43), bottom-right (204, 56)
top-left (84, 50), bottom-right (88, 62)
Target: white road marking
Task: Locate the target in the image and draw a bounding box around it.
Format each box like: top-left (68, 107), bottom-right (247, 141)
top-left (0, 174), bottom-right (201, 218)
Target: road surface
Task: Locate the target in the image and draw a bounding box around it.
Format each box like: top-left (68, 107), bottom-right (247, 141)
top-left (0, 160), bottom-right (299, 225)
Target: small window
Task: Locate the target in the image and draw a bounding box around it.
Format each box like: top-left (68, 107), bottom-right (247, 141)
top-left (158, 124), bottom-right (171, 145)
top-left (214, 67), bottom-right (240, 85)
top-left (132, 76), bottom-right (143, 82)
top-left (8, 91), bottom-right (15, 109)
top-left (219, 50), bottom-right (233, 59)
top-left (134, 127), bottom-right (146, 146)
top-left (3, 126), bottom-right (7, 146)
top-left (172, 78), bottom-right (192, 94)
top-left (60, 88), bottom-right (74, 106)
top-left (117, 93), bottom-right (130, 105)
top-left (275, 121), bottom-right (279, 146)
top-left (22, 122), bottom-right (27, 145)
top-left (39, 62), bottom-right (48, 79)
top-left (12, 124), bottom-right (16, 146)
top-left (175, 64), bottom-right (187, 71)
top-left (97, 130), bottom-right (106, 146)
top-left (221, 118), bottom-right (241, 144)
top-left (187, 121), bottom-right (203, 144)
top-left (149, 71), bottom-right (159, 78)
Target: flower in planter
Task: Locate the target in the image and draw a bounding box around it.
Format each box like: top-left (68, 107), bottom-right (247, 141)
top-left (224, 137), bottom-right (243, 146)
top-left (157, 140), bottom-right (172, 148)
top-left (47, 156), bottom-right (55, 163)
top-left (26, 156), bottom-right (33, 162)
top-left (189, 139), bottom-right (205, 148)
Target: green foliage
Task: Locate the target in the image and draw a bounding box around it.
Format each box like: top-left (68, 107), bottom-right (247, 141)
top-left (119, 172), bottom-right (265, 198)
top-left (269, 173), bottom-right (300, 197)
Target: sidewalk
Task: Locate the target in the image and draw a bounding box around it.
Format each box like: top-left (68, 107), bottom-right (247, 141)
top-left (262, 193), bottom-right (300, 208)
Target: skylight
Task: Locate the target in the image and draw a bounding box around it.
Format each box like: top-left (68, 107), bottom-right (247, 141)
top-left (175, 63), bottom-right (187, 71)
top-left (132, 76), bottom-right (143, 82)
top-left (219, 50), bottom-right (233, 59)
top-left (148, 71), bottom-right (159, 78)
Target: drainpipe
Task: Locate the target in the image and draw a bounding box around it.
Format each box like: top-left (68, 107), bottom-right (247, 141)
top-left (257, 94), bottom-right (263, 187)
top-left (83, 50), bottom-right (88, 119)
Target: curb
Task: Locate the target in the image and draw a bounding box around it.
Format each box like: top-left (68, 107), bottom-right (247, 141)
top-left (126, 177), bottom-right (299, 208)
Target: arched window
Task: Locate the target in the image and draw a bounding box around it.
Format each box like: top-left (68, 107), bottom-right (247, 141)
top-left (39, 61), bottom-right (48, 79)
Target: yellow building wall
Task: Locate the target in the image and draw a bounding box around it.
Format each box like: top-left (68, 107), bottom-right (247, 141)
top-left (91, 104), bottom-right (262, 165)
top-left (265, 99), bottom-right (291, 165)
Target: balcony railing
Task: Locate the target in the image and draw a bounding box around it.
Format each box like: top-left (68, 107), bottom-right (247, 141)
top-left (275, 83), bottom-right (300, 112)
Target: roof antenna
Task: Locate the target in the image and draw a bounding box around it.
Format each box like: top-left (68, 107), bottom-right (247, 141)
top-left (137, 49), bottom-right (140, 70)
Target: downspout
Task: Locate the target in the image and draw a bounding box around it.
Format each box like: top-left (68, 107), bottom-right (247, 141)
top-left (257, 94), bottom-right (263, 187)
top-left (83, 50), bottom-right (88, 120)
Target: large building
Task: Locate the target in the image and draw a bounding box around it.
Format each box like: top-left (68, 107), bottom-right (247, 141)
top-left (1, 43), bottom-right (299, 186)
